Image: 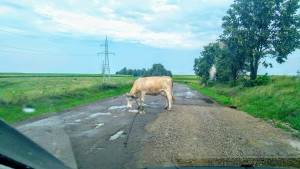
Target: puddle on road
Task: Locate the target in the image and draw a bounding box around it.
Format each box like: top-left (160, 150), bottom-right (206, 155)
top-left (108, 105), bottom-right (127, 110)
top-left (186, 91), bottom-right (194, 96)
top-left (150, 102), bottom-right (159, 105)
top-left (109, 130), bottom-right (126, 140)
top-left (95, 123), bottom-right (104, 128)
top-left (175, 91), bottom-right (196, 98)
top-left (202, 98), bottom-right (214, 104)
top-left (128, 109), bottom-right (139, 113)
top-left (89, 112), bottom-right (111, 118)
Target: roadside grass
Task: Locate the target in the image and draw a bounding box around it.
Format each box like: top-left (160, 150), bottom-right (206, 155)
top-left (173, 75), bottom-right (200, 84)
top-left (0, 74), bottom-right (135, 124)
top-left (174, 75), bottom-right (300, 132)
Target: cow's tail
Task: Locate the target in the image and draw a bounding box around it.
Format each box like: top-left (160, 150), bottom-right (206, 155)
top-left (171, 78), bottom-right (176, 104)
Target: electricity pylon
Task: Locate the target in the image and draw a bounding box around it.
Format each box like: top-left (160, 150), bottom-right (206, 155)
top-left (98, 36), bottom-right (115, 82)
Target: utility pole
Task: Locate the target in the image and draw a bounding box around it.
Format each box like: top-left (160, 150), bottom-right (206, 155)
top-left (98, 36), bottom-right (115, 82)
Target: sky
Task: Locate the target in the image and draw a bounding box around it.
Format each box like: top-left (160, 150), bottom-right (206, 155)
top-left (0, 0), bottom-right (299, 75)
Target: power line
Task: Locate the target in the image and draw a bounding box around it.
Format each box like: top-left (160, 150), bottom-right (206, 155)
top-left (0, 49), bottom-right (94, 56)
top-left (0, 29), bottom-right (96, 46)
top-left (0, 29), bottom-right (49, 41)
top-left (0, 44), bottom-right (65, 55)
top-left (0, 48), bottom-right (94, 57)
top-left (0, 29), bottom-right (98, 56)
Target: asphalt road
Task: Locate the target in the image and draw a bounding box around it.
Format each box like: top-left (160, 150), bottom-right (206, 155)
top-left (15, 84), bottom-right (300, 169)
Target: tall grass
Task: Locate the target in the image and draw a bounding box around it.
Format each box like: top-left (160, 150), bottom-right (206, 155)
top-left (0, 75), bottom-right (135, 124)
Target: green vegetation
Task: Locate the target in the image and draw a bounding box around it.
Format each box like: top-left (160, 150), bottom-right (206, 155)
top-left (173, 75), bottom-right (200, 84)
top-left (116, 63), bottom-right (172, 77)
top-left (174, 75), bottom-right (300, 132)
top-left (0, 74), bottom-right (135, 124)
top-left (194, 0), bottom-right (300, 84)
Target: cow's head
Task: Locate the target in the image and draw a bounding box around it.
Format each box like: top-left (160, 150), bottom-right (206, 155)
top-left (126, 93), bottom-right (137, 108)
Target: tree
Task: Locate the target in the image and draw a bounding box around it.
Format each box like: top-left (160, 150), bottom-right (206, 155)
top-left (217, 39), bottom-right (248, 83)
top-left (147, 63), bottom-right (172, 77)
top-left (222, 0), bottom-right (300, 80)
top-left (194, 43), bottom-right (221, 83)
top-left (115, 63), bottom-right (172, 77)
top-left (194, 41), bottom-right (248, 84)
top-left (116, 67), bottom-right (127, 74)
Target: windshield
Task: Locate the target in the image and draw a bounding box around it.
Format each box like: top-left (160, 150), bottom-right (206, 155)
top-left (1, 0), bottom-right (300, 169)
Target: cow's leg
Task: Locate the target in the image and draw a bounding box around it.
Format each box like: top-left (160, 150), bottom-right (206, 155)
top-left (164, 96), bottom-right (169, 109)
top-left (137, 97), bottom-right (141, 110)
top-left (166, 91), bottom-right (172, 111)
top-left (140, 92), bottom-right (146, 110)
top-left (161, 91), bottom-right (168, 109)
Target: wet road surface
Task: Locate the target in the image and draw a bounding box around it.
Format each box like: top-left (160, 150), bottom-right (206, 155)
top-left (15, 84), bottom-right (300, 168)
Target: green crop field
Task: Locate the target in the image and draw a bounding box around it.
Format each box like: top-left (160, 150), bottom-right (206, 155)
top-left (175, 75), bottom-right (300, 137)
top-left (0, 73), bottom-right (135, 124)
top-left (173, 75), bottom-right (200, 84)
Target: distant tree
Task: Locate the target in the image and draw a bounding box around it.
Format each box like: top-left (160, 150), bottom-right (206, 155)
top-left (141, 68), bottom-right (147, 76)
top-left (115, 63), bottom-right (172, 77)
top-left (116, 67), bottom-right (127, 75)
top-left (146, 63), bottom-right (172, 77)
top-left (222, 0), bottom-right (300, 80)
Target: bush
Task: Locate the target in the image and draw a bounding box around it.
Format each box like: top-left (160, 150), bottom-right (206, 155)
top-left (239, 74), bottom-right (272, 87)
top-left (207, 80), bottom-right (218, 86)
top-left (251, 74), bottom-right (272, 86)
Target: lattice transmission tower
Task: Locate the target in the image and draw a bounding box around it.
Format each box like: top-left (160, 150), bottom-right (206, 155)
top-left (97, 36), bottom-right (115, 82)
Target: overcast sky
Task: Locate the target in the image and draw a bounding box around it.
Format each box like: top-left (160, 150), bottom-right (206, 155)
top-left (0, 0), bottom-right (299, 75)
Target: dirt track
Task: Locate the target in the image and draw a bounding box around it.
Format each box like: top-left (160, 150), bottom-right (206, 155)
top-left (15, 84), bottom-right (300, 168)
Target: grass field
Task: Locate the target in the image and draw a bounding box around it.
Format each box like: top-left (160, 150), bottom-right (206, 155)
top-left (174, 75), bottom-right (300, 136)
top-left (0, 74), bottom-right (135, 124)
top-left (173, 75), bottom-right (200, 84)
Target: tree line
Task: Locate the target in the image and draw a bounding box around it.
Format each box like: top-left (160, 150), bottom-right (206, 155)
top-left (116, 63), bottom-right (172, 77)
top-left (194, 0), bottom-right (300, 85)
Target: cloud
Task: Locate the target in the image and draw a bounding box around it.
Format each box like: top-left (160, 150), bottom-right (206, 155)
top-left (33, 4), bottom-right (203, 49)
top-left (3, 0), bottom-right (234, 49)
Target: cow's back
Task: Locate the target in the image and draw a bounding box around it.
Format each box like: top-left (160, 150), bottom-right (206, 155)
top-left (135, 76), bottom-right (173, 94)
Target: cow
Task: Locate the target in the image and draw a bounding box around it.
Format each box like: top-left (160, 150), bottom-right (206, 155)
top-left (126, 76), bottom-right (175, 111)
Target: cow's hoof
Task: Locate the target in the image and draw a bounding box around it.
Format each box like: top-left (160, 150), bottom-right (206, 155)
top-left (164, 106), bottom-right (168, 109)
top-left (168, 109), bottom-right (172, 111)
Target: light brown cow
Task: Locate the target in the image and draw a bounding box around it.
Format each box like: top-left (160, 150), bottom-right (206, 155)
top-left (126, 76), bottom-right (175, 111)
